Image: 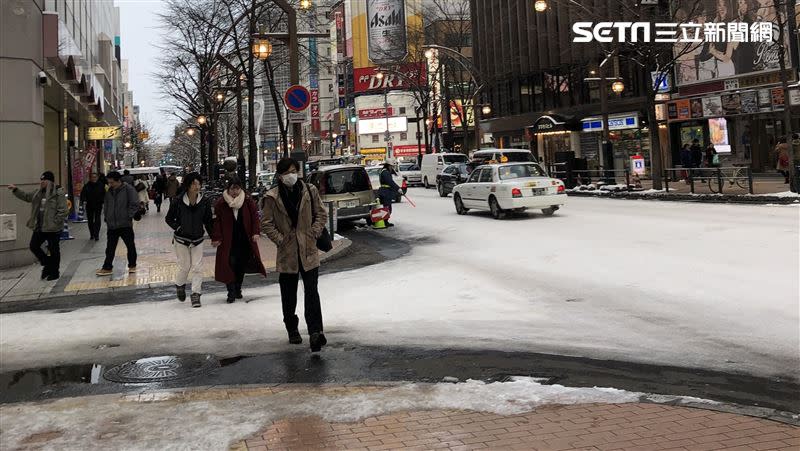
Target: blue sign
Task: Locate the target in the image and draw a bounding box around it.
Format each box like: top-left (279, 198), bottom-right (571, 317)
top-left (309, 74), bottom-right (319, 89)
top-left (284, 85), bottom-right (311, 112)
top-left (339, 97), bottom-right (346, 108)
top-left (582, 114), bottom-right (639, 131)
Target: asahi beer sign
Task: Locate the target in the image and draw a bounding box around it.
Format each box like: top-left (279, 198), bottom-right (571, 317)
top-left (366, 0), bottom-right (407, 63)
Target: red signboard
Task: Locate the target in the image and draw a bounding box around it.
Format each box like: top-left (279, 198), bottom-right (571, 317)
top-left (393, 145), bottom-right (423, 157)
top-left (354, 63), bottom-right (427, 93)
top-left (311, 119), bottom-right (321, 133)
top-left (311, 104), bottom-right (320, 118)
top-left (310, 89), bottom-right (319, 103)
top-left (358, 107), bottom-right (394, 119)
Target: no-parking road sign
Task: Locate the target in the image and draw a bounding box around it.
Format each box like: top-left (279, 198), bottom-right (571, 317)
top-left (284, 85), bottom-right (311, 112)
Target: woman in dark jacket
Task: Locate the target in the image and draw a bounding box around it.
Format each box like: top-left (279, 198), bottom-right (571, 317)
top-left (165, 172), bottom-right (213, 307)
top-left (262, 158), bottom-right (328, 352)
top-left (211, 177), bottom-right (267, 303)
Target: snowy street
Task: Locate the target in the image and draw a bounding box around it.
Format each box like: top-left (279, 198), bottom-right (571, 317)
top-left (1, 192), bottom-right (797, 382)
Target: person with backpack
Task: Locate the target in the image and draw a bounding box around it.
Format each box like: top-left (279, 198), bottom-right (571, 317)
top-left (166, 172), bottom-right (213, 308)
top-left (211, 177), bottom-right (266, 303)
top-left (6, 171), bottom-right (69, 280)
top-left (96, 171), bottom-right (140, 276)
top-left (261, 158), bottom-right (328, 352)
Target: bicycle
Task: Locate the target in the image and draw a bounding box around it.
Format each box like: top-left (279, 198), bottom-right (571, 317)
top-left (705, 166), bottom-right (749, 193)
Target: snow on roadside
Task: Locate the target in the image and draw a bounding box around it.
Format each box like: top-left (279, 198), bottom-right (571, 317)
top-left (0, 378), bottom-right (718, 451)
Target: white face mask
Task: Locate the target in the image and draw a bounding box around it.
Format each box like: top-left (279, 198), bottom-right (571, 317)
top-left (281, 173), bottom-right (298, 187)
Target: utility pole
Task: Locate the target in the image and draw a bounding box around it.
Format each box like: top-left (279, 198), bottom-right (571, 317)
top-left (384, 85), bottom-right (391, 160)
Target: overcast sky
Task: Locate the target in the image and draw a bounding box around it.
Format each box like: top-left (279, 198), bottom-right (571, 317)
top-left (117, 0), bottom-right (172, 144)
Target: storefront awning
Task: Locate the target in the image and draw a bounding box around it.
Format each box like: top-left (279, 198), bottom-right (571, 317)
top-left (529, 114), bottom-right (580, 133)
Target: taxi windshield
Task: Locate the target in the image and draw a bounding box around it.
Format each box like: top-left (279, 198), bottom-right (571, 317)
top-left (498, 163), bottom-right (546, 180)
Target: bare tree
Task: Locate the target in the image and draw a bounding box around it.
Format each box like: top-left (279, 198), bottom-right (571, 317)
top-left (167, 125), bottom-right (201, 169)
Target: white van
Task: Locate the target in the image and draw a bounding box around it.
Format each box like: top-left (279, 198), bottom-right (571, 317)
top-left (421, 153), bottom-right (469, 188)
top-left (470, 149), bottom-right (536, 165)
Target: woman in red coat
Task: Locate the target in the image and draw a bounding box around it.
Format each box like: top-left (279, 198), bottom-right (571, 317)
top-left (211, 177), bottom-right (267, 303)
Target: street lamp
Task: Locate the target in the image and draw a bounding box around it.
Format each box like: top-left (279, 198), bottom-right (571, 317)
top-left (123, 141), bottom-right (132, 149)
top-left (252, 38), bottom-right (273, 60)
top-left (299, 0), bottom-right (312, 9)
top-left (215, 92), bottom-right (225, 102)
top-left (196, 115), bottom-right (207, 125)
top-left (534, 0), bottom-right (548, 12)
top-left (481, 105), bottom-right (492, 116)
top-left (611, 80), bottom-right (625, 94)
top-left (185, 128), bottom-right (196, 136)
top-left (140, 160), bottom-right (145, 166)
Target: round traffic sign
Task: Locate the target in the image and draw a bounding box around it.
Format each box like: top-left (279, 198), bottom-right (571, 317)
top-left (284, 85), bottom-right (311, 112)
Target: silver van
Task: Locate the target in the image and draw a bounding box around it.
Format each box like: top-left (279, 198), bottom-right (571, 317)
top-left (306, 165), bottom-right (375, 224)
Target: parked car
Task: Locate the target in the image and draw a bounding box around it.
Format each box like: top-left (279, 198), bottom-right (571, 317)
top-left (435, 163), bottom-right (469, 197)
top-left (398, 162), bottom-right (423, 186)
top-left (257, 172), bottom-right (276, 187)
top-left (421, 153), bottom-right (469, 189)
top-left (306, 165), bottom-right (376, 224)
top-left (452, 162), bottom-right (566, 219)
top-left (468, 149), bottom-right (536, 172)
top-left (366, 166), bottom-right (407, 202)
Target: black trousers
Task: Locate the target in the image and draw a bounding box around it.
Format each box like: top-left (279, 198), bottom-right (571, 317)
top-left (103, 227), bottom-right (137, 270)
top-left (86, 205), bottom-right (102, 239)
top-left (279, 262), bottom-right (323, 334)
top-left (30, 231), bottom-right (60, 275)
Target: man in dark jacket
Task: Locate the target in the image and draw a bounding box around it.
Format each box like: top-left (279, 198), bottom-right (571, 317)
top-left (121, 169), bottom-right (134, 186)
top-left (7, 171), bottom-right (68, 280)
top-left (377, 159), bottom-right (402, 227)
top-left (96, 171), bottom-right (140, 276)
top-left (165, 172), bottom-right (213, 307)
top-left (80, 173), bottom-right (106, 241)
top-left (690, 139), bottom-right (703, 170)
top-left (153, 169), bottom-right (167, 212)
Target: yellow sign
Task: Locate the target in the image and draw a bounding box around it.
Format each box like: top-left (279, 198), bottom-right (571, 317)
top-left (359, 147), bottom-right (386, 155)
top-left (87, 127), bottom-right (121, 140)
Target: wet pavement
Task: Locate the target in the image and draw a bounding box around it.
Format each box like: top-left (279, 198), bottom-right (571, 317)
top-left (2, 345), bottom-right (797, 417)
top-left (0, 225), bottom-right (409, 314)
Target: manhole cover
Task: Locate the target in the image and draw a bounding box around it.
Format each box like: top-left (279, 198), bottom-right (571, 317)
top-left (103, 355), bottom-right (219, 383)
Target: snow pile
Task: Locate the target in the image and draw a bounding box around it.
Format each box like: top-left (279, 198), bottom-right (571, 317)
top-left (0, 378), bottom-right (718, 451)
top-left (751, 191), bottom-right (800, 198)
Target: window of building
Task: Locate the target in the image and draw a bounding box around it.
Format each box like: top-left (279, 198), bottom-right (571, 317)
top-left (372, 135), bottom-right (379, 143)
top-left (399, 107), bottom-right (406, 114)
top-left (400, 132), bottom-right (407, 140)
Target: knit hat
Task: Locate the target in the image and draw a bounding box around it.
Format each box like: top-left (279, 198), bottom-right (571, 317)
top-left (40, 171), bottom-right (55, 182)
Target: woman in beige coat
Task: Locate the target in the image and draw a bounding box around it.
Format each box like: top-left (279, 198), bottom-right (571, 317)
top-left (262, 158), bottom-right (329, 352)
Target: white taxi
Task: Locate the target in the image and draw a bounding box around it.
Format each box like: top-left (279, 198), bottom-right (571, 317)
top-left (452, 163), bottom-right (566, 219)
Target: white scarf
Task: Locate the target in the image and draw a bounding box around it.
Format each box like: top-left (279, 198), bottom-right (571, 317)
top-left (222, 190), bottom-right (245, 219)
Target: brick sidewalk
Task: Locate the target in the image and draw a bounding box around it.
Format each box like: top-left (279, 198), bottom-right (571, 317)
top-left (0, 205), bottom-right (347, 303)
top-left (233, 403), bottom-right (799, 451)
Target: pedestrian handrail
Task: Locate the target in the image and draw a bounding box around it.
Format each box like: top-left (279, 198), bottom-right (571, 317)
top-left (663, 166), bottom-right (753, 194)
top-left (547, 166), bottom-right (642, 191)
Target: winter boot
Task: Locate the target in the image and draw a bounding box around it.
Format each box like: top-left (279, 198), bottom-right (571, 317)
top-left (285, 315), bottom-right (302, 344)
top-left (235, 283), bottom-right (243, 299)
top-left (226, 284), bottom-right (236, 304)
top-left (309, 332), bottom-right (327, 353)
top-left (176, 284), bottom-right (186, 302)
top-left (190, 292), bottom-right (201, 308)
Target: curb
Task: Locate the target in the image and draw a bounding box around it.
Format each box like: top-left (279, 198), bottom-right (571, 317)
top-left (567, 190), bottom-right (800, 205)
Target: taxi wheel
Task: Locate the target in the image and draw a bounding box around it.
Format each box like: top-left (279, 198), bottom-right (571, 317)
top-left (542, 207), bottom-right (557, 216)
top-left (454, 194), bottom-right (469, 215)
top-left (489, 196), bottom-right (506, 220)
top-left (438, 183), bottom-right (448, 197)
top-left (424, 177), bottom-right (431, 189)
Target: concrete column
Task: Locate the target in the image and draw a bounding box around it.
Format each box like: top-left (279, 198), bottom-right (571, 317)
top-left (0, 0), bottom-right (45, 268)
